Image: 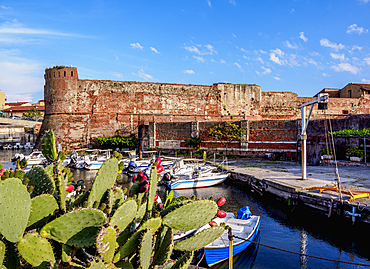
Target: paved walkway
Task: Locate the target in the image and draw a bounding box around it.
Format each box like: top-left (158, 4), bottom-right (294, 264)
top-left (224, 158), bottom-right (370, 190)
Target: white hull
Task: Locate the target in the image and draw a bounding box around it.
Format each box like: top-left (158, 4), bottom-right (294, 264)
top-left (169, 173), bottom-right (229, 190)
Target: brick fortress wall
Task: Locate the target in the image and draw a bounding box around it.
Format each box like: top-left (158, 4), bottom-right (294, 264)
top-left (38, 66), bottom-right (370, 163)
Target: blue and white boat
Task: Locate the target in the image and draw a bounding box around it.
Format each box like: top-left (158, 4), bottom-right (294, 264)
top-left (198, 207), bottom-right (261, 266)
top-left (166, 171), bottom-right (229, 190)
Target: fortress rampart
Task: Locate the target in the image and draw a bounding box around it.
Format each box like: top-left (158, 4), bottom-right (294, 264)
top-left (39, 66), bottom-right (370, 154)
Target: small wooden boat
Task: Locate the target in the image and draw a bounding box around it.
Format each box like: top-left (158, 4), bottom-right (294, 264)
top-left (198, 208), bottom-right (261, 266)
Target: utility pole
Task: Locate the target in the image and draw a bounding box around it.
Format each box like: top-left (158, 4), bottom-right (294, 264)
top-left (298, 93), bottom-right (329, 179)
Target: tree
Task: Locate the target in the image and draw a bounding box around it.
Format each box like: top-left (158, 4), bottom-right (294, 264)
top-left (22, 108), bottom-right (42, 121)
top-left (184, 137), bottom-right (203, 154)
top-left (209, 121), bottom-right (247, 156)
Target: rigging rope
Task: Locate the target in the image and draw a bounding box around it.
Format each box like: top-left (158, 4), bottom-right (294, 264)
top-left (233, 235), bottom-right (370, 267)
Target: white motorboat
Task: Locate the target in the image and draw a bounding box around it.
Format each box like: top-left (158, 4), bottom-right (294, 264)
top-left (80, 149), bottom-right (111, 170)
top-left (12, 150), bottom-right (47, 166)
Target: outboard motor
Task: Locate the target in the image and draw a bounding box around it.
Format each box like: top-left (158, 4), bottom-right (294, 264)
top-left (127, 161), bottom-right (138, 173)
top-left (68, 151), bottom-right (78, 168)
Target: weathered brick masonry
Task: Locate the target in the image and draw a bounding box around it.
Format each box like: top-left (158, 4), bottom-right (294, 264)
top-left (38, 66), bottom-right (370, 163)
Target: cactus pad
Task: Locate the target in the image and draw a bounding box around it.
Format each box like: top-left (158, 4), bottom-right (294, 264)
top-left (28, 194), bottom-right (59, 228)
top-left (40, 208), bottom-right (107, 245)
top-left (114, 260), bottom-right (134, 269)
top-left (89, 259), bottom-right (107, 268)
top-left (174, 226), bottom-right (225, 251)
top-left (0, 239), bottom-right (5, 266)
top-left (41, 130), bottom-right (57, 162)
top-left (110, 199), bottom-right (137, 232)
top-left (146, 165), bottom-right (158, 214)
top-left (25, 166), bottom-right (55, 198)
top-left (163, 200), bottom-right (218, 231)
top-left (153, 227), bottom-right (173, 266)
top-left (61, 244), bottom-right (73, 263)
top-left (135, 202), bottom-right (147, 224)
top-left (17, 232), bottom-right (56, 267)
top-left (96, 226), bottom-right (116, 263)
top-left (139, 229), bottom-right (153, 269)
top-left (0, 178), bottom-right (31, 243)
top-left (88, 158), bottom-right (119, 207)
top-left (172, 251), bottom-right (194, 269)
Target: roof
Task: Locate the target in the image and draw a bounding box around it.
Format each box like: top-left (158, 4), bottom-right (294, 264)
top-left (5, 102), bottom-right (30, 106)
top-left (4, 106), bottom-right (45, 112)
top-left (314, 88), bottom-right (340, 98)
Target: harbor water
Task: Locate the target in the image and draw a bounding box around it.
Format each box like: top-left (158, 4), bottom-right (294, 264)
top-left (3, 150), bottom-right (370, 268)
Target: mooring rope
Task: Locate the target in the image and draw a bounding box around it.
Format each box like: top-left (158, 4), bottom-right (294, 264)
top-left (232, 235), bottom-right (370, 267)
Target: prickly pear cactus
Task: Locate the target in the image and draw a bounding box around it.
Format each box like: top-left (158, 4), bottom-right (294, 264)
top-left (0, 239), bottom-right (5, 266)
top-left (108, 187), bottom-right (126, 212)
top-left (40, 208), bottom-right (107, 245)
top-left (146, 165), bottom-right (158, 215)
top-left (172, 251), bottom-right (194, 269)
top-left (110, 199), bottom-right (137, 232)
top-left (62, 244), bottom-right (73, 263)
top-left (27, 194), bottom-right (59, 228)
top-left (96, 226), bottom-right (116, 263)
top-left (174, 226), bottom-right (225, 251)
top-left (87, 158), bottom-right (119, 207)
top-left (89, 259), bottom-right (106, 268)
top-left (153, 227), bottom-right (174, 266)
top-left (139, 229), bottom-right (153, 269)
top-left (0, 178), bottom-right (31, 243)
top-left (163, 200), bottom-right (218, 231)
top-left (41, 130), bottom-right (57, 162)
top-left (24, 166), bottom-right (55, 198)
top-left (54, 164), bottom-right (68, 212)
top-left (17, 232), bottom-right (56, 267)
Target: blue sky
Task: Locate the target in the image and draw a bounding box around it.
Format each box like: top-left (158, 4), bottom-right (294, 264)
top-left (1, 0), bottom-right (370, 103)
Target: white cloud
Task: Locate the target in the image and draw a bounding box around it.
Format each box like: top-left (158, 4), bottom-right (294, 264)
top-left (150, 47), bottom-right (160, 54)
top-left (347, 24), bottom-right (368, 34)
top-left (284, 41), bottom-right (298, 49)
top-left (330, 53), bottom-right (345, 61)
top-left (185, 44), bottom-right (217, 56)
top-left (229, 0), bottom-right (236, 6)
top-left (350, 45), bottom-right (362, 53)
top-left (193, 55), bottom-right (205, 63)
top-left (270, 50), bottom-right (285, 65)
top-left (0, 50), bottom-right (44, 102)
top-left (256, 66), bottom-right (271, 76)
top-left (331, 63), bottom-right (360, 75)
top-left (361, 78), bottom-right (370, 83)
top-left (113, 73), bottom-right (123, 79)
top-left (232, 33), bottom-right (237, 38)
top-left (299, 32), bottom-right (308, 42)
top-left (207, 0), bottom-right (212, 7)
top-left (274, 76), bottom-right (281, 81)
top-left (219, 59), bottom-right (226, 64)
top-left (234, 62), bottom-right (242, 69)
top-left (256, 57), bottom-right (264, 64)
top-left (132, 69), bottom-right (153, 80)
top-left (323, 73), bottom-right (330, 77)
top-left (306, 58), bottom-right (318, 66)
top-left (130, 43), bottom-right (143, 50)
top-left (115, 55), bottom-right (119, 61)
top-left (364, 57), bottom-right (370, 65)
top-left (0, 6), bottom-right (11, 9)
top-left (320, 38), bottom-right (345, 51)
top-left (183, 70), bottom-right (195, 74)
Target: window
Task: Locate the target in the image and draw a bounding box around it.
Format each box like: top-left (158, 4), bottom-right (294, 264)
top-left (342, 110), bottom-right (348, 114)
top-left (71, 71), bottom-right (73, 77)
top-left (348, 90), bottom-right (352, 98)
top-left (64, 71), bottom-right (66, 77)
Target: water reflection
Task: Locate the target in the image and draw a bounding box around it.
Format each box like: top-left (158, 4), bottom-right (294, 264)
top-left (1, 150), bottom-right (370, 268)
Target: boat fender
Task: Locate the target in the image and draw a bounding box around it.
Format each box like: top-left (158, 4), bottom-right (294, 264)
top-left (237, 206), bottom-right (252, 220)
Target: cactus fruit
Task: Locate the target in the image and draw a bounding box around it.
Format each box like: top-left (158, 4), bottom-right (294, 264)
top-left (139, 229), bottom-right (153, 269)
top-left (217, 210), bottom-right (226, 218)
top-left (163, 200), bottom-right (218, 231)
top-left (217, 197), bottom-right (226, 206)
top-left (174, 226), bottom-right (225, 251)
top-left (87, 158), bottom-right (119, 207)
top-left (153, 227), bottom-right (173, 266)
top-left (110, 199), bottom-right (137, 232)
top-left (0, 178), bottom-right (31, 243)
top-left (41, 130), bottom-right (58, 162)
top-left (24, 166), bottom-right (55, 198)
top-left (17, 232), bottom-right (56, 267)
top-left (40, 208), bottom-right (107, 245)
top-left (27, 194), bottom-right (59, 228)
top-left (96, 226), bottom-right (116, 263)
